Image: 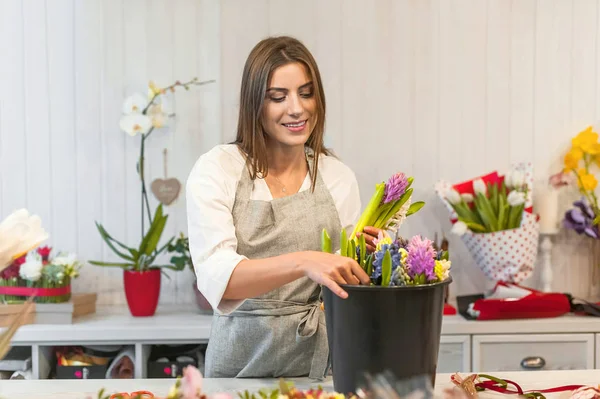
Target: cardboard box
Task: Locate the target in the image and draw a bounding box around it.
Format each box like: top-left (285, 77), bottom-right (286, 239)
top-left (0, 303), bottom-right (35, 328)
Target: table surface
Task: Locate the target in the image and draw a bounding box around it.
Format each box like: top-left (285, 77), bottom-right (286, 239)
top-left (1, 370), bottom-right (599, 399)
top-left (5, 304), bottom-right (600, 344)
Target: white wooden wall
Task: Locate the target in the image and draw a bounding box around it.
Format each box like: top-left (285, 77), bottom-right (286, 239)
top-left (1, 0), bottom-right (599, 306)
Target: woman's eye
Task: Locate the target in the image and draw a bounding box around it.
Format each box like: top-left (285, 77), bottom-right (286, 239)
top-left (270, 96), bottom-right (285, 102)
top-left (300, 92), bottom-right (314, 98)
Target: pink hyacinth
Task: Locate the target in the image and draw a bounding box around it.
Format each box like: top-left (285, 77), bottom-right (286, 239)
top-left (180, 366), bottom-right (203, 399)
top-left (406, 235), bottom-right (436, 281)
top-left (383, 172), bottom-right (409, 204)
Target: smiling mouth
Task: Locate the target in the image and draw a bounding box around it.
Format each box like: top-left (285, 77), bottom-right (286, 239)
top-left (282, 120), bottom-right (307, 128)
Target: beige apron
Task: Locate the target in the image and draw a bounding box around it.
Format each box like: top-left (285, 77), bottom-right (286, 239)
top-left (204, 150), bottom-right (342, 379)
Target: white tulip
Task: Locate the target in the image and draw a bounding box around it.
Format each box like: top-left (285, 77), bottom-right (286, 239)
top-left (461, 193), bottom-right (474, 203)
top-left (473, 179), bottom-right (487, 196)
top-left (52, 252), bottom-right (78, 267)
top-left (507, 190), bottom-right (526, 206)
top-left (119, 114), bottom-right (152, 136)
top-left (122, 93), bottom-right (148, 115)
top-left (508, 171), bottom-right (525, 189)
top-left (445, 189), bottom-right (462, 205)
top-left (451, 221), bottom-right (468, 236)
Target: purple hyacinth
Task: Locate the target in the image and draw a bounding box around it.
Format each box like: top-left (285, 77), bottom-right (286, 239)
top-left (383, 172), bottom-right (409, 204)
top-left (406, 235), bottom-right (437, 282)
top-left (564, 198), bottom-right (600, 239)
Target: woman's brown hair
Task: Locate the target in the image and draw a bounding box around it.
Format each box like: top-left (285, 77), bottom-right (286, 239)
top-left (233, 36), bottom-right (331, 192)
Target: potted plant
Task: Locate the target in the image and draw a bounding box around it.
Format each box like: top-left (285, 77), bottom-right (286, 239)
top-left (321, 172), bottom-right (452, 394)
top-left (166, 234), bottom-right (213, 314)
top-left (89, 78), bottom-right (213, 317)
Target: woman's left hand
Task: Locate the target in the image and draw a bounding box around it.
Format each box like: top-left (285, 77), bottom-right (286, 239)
top-left (356, 226), bottom-right (385, 253)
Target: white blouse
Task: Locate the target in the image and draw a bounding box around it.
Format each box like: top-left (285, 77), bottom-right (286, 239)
top-left (185, 144), bottom-right (361, 315)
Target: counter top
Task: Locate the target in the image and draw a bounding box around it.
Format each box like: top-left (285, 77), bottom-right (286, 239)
top-left (1, 370), bottom-right (599, 399)
top-left (4, 304), bottom-right (600, 345)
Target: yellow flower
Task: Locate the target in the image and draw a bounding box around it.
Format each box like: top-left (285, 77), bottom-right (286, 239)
top-left (434, 259), bottom-right (451, 281)
top-left (572, 126), bottom-right (600, 154)
top-left (375, 236), bottom-right (393, 251)
top-left (564, 147), bottom-right (583, 171)
top-left (577, 169), bottom-right (598, 192)
top-left (148, 80), bottom-right (162, 97)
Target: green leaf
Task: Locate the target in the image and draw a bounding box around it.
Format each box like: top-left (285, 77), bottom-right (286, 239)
top-left (474, 192), bottom-right (498, 232)
top-left (340, 228), bottom-right (348, 257)
top-left (352, 182), bottom-right (386, 238)
top-left (366, 254), bottom-right (373, 276)
top-left (139, 205), bottom-right (166, 255)
top-left (359, 234), bottom-right (366, 266)
top-left (154, 236), bottom-right (175, 257)
top-left (321, 228), bottom-right (332, 253)
top-left (349, 239), bottom-right (356, 261)
top-left (128, 248), bottom-right (139, 261)
top-left (406, 201), bottom-right (425, 216)
top-left (381, 249), bottom-right (392, 286)
top-left (88, 260), bottom-right (133, 269)
top-left (497, 196), bottom-right (509, 231)
top-left (95, 222), bottom-right (134, 261)
top-left (465, 221), bottom-right (487, 233)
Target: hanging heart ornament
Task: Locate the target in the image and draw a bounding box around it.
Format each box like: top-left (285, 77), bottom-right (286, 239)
top-left (151, 148), bottom-right (182, 206)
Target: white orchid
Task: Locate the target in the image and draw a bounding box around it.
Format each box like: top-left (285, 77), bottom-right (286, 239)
top-left (473, 179), bottom-right (487, 196)
top-left (445, 189), bottom-right (462, 205)
top-left (19, 251), bottom-right (43, 281)
top-left (451, 221), bottom-right (468, 236)
top-left (147, 103), bottom-right (169, 128)
top-left (119, 114), bottom-right (152, 136)
top-left (507, 190), bottom-right (526, 206)
top-left (122, 93), bottom-right (148, 115)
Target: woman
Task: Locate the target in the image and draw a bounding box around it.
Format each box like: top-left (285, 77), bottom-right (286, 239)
top-left (186, 36), bottom-right (382, 379)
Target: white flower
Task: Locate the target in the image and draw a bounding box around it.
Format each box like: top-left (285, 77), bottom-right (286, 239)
top-left (147, 103), bottom-right (168, 128)
top-left (119, 114), bottom-right (152, 136)
top-left (122, 93), bottom-right (148, 115)
top-left (445, 189), bottom-right (462, 205)
top-left (473, 179), bottom-right (487, 196)
top-left (507, 190), bottom-right (526, 206)
top-left (507, 170), bottom-right (525, 189)
top-left (461, 193), bottom-right (474, 203)
top-left (19, 252), bottom-right (43, 281)
top-left (451, 221), bottom-right (468, 236)
top-left (384, 197), bottom-right (411, 234)
top-left (52, 252), bottom-right (77, 267)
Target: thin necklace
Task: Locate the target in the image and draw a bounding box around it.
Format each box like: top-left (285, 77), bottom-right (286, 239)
top-left (272, 174), bottom-right (288, 192)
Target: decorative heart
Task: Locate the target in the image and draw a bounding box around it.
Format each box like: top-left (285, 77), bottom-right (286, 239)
top-left (151, 178), bottom-right (181, 205)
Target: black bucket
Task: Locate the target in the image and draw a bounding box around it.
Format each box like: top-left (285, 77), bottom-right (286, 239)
top-left (322, 277), bottom-right (452, 394)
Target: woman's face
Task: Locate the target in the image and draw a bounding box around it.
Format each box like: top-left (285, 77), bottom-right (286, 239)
top-left (262, 62), bottom-right (317, 149)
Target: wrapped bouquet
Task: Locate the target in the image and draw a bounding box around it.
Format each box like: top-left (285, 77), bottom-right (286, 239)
top-left (0, 245), bottom-right (81, 304)
top-left (435, 163), bottom-right (540, 283)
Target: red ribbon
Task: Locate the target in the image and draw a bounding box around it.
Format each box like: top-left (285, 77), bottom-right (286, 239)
top-left (0, 285), bottom-right (71, 297)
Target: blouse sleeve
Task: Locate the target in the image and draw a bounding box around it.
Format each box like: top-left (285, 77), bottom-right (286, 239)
top-left (185, 151), bottom-right (247, 315)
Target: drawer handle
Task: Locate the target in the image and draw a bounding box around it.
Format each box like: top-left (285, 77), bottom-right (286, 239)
top-left (520, 356), bottom-right (546, 370)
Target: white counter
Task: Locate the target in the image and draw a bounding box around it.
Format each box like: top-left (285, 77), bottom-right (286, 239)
top-left (6, 304), bottom-right (600, 345)
top-left (1, 370), bottom-right (599, 399)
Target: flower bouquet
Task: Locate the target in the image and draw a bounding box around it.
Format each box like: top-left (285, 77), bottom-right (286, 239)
top-left (435, 162), bottom-right (540, 283)
top-left (320, 172), bottom-right (452, 394)
top-left (0, 245), bottom-right (81, 304)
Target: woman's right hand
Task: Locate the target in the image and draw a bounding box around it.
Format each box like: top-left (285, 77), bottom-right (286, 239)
top-left (298, 251), bottom-right (371, 299)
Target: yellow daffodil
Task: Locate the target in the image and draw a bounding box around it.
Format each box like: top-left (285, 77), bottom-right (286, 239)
top-left (572, 126), bottom-right (600, 154)
top-left (564, 147), bottom-right (583, 171)
top-left (577, 169), bottom-right (598, 192)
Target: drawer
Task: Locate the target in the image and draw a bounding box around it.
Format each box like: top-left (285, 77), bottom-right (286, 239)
top-left (438, 335), bottom-right (470, 373)
top-left (473, 334), bottom-right (595, 372)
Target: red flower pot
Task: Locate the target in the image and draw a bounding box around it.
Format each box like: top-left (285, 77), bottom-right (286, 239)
top-left (124, 269), bottom-right (161, 317)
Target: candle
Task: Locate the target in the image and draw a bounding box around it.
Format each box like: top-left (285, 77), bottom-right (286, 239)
top-left (535, 184), bottom-right (559, 234)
